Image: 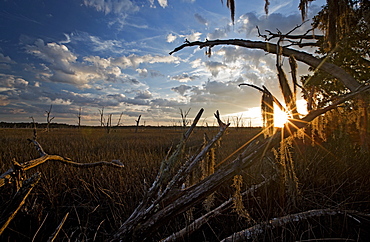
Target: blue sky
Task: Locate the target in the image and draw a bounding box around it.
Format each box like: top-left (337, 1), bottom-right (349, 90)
top-left (0, 0), bottom-right (325, 126)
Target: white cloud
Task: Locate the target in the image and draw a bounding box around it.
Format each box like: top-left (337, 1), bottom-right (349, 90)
top-left (190, 58), bottom-right (202, 68)
top-left (0, 95), bottom-right (10, 106)
top-left (59, 33), bottom-right (71, 44)
top-left (204, 61), bottom-right (227, 77)
top-left (166, 33), bottom-right (177, 43)
top-left (136, 68), bottom-right (163, 78)
top-left (207, 25), bottom-right (231, 39)
top-left (135, 90), bottom-right (153, 99)
top-left (112, 54), bottom-right (181, 69)
top-left (238, 12), bottom-right (308, 37)
top-left (89, 35), bottom-right (124, 53)
top-left (157, 0), bottom-right (168, 8)
top-left (0, 74), bottom-right (28, 89)
top-left (25, 39), bottom-right (179, 88)
top-left (185, 31), bottom-right (202, 42)
top-left (170, 73), bottom-right (200, 82)
top-left (82, 0), bottom-right (139, 14)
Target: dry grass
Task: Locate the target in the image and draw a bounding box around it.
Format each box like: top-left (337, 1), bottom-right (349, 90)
top-left (0, 126), bottom-right (369, 241)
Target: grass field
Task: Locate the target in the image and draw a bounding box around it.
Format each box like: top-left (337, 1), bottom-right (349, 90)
top-left (1, 126), bottom-right (369, 241)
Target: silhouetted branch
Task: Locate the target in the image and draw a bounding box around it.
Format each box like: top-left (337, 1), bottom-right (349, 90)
top-left (170, 39), bottom-right (361, 92)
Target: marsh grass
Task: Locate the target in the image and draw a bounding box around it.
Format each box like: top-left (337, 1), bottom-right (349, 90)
top-left (0, 127), bottom-right (369, 241)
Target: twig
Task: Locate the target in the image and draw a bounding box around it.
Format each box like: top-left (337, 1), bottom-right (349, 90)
top-left (239, 83), bottom-right (286, 112)
top-left (47, 212), bottom-right (69, 242)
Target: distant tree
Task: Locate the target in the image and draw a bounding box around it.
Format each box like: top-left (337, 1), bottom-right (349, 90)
top-left (107, 113), bottom-right (113, 133)
top-left (98, 107), bottom-right (105, 127)
top-left (116, 112), bottom-right (124, 127)
top-left (45, 105), bottom-right (55, 132)
top-left (135, 115), bottom-right (142, 133)
top-left (77, 107), bottom-right (82, 129)
top-left (179, 108), bottom-right (191, 127)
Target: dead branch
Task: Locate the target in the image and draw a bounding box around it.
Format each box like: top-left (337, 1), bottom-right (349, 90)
top-left (163, 175), bottom-right (276, 242)
top-left (111, 85), bottom-right (369, 241)
top-left (0, 172), bottom-right (41, 235)
top-left (45, 105), bottom-right (55, 132)
top-left (169, 39), bottom-right (361, 92)
top-left (221, 209), bottom-right (368, 241)
top-left (111, 109), bottom-right (229, 241)
top-left (0, 140), bottom-right (124, 188)
top-left (116, 112), bottom-right (124, 126)
top-left (48, 212), bottom-right (69, 242)
top-left (135, 114), bottom-right (141, 133)
top-left (239, 83), bottom-right (286, 113)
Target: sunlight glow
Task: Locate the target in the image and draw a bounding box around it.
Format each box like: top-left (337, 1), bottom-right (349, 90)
top-left (274, 108), bottom-right (289, 128)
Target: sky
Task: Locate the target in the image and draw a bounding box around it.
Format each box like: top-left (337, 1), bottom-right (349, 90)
top-left (0, 0), bottom-right (326, 127)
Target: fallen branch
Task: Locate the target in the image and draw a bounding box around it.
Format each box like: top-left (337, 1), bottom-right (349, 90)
top-left (221, 209), bottom-right (369, 241)
top-left (0, 172), bottom-right (41, 235)
top-left (163, 175), bottom-right (277, 242)
top-left (0, 140), bottom-right (124, 188)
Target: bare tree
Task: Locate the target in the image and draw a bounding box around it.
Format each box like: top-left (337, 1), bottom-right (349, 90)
top-left (106, 113), bottom-right (113, 133)
top-left (77, 107), bottom-right (82, 129)
top-left (116, 112), bottom-right (124, 127)
top-left (135, 115), bottom-right (141, 133)
top-left (232, 114), bottom-right (244, 129)
top-left (45, 105), bottom-right (55, 132)
top-left (179, 108), bottom-right (191, 127)
top-left (98, 107), bottom-right (105, 127)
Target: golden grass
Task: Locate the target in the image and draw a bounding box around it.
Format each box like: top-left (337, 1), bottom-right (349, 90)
top-left (0, 127), bottom-right (369, 241)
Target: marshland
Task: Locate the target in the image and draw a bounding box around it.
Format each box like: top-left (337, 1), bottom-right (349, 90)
top-left (1, 119), bottom-right (369, 241)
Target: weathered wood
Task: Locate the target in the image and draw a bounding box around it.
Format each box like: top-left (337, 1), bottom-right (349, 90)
top-left (163, 175), bottom-right (276, 242)
top-left (111, 86), bottom-right (370, 241)
top-left (1, 140), bottom-right (124, 188)
top-left (170, 39), bottom-right (361, 92)
top-left (47, 212), bottom-right (69, 242)
top-left (0, 172), bottom-right (41, 235)
top-left (221, 209), bottom-right (368, 241)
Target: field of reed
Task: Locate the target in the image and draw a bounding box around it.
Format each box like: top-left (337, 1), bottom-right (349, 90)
top-left (1, 126), bottom-right (369, 241)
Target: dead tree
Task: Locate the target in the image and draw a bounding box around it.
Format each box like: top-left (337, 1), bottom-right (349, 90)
top-left (98, 107), bottom-right (105, 127)
top-left (106, 113), bottom-right (113, 133)
top-left (45, 105), bottom-right (55, 132)
top-left (179, 108), bottom-right (191, 127)
top-left (116, 112), bottom-right (124, 127)
top-left (135, 115), bottom-right (141, 133)
top-left (77, 107), bottom-right (82, 129)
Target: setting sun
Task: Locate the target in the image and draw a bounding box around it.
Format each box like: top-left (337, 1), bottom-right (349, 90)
top-left (274, 108), bottom-right (289, 127)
